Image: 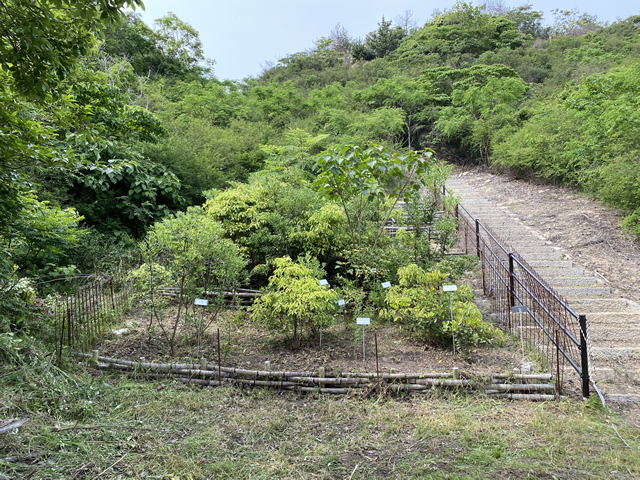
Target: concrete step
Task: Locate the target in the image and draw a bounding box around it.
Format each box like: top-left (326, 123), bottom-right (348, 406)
top-left (586, 312), bottom-right (640, 324)
top-left (531, 267), bottom-right (586, 277)
top-left (555, 286), bottom-right (611, 297)
top-left (526, 260), bottom-right (575, 268)
top-left (484, 230), bottom-right (545, 240)
top-left (588, 326), bottom-right (640, 344)
top-left (507, 240), bottom-right (550, 247)
top-left (519, 253), bottom-right (569, 262)
top-left (593, 366), bottom-right (640, 386)
top-left (545, 277), bottom-right (604, 287)
top-left (568, 298), bottom-right (640, 313)
top-left (590, 347), bottom-right (640, 362)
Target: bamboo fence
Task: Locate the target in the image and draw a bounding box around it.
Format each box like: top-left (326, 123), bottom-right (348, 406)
top-left (54, 275), bottom-right (133, 358)
top-left (78, 352), bottom-right (560, 401)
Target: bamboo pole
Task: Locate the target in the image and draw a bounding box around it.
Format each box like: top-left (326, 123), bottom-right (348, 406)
top-left (76, 353), bottom-right (563, 401)
top-left (488, 393), bottom-right (557, 401)
top-left (489, 373), bottom-right (554, 381)
top-left (484, 383), bottom-right (556, 393)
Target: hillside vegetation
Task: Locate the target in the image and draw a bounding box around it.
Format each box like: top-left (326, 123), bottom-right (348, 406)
top-left (2, 2), bottom-right (640, 477)
top-left (2, 0), bottom-right (640, 354)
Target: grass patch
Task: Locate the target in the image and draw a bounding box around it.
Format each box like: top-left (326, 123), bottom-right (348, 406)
top-left (1, 362), bottom-right (639, 479)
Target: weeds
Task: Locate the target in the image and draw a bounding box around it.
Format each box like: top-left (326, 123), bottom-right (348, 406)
top-left (1, 366), bottom-right (639, 479)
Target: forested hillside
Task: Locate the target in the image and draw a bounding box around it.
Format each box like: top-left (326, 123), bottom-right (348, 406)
top-left (1, 0), bottom-right (640, 356)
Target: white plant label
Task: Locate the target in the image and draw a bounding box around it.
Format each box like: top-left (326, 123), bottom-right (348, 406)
top-left (338, 299), bottom-right (346, 306)
top-left (511, 305), bottom-right (528, 313)
top-left (319, 279), bottom-right (329, 286)
top-left (442, 285), bottom-right (457, 292)
top-left (194, 298), bottom-right (209, 306)
top-left (381, 281), bottom-right (392, 289)
top-left (356, 317), bottom-right (370, 325)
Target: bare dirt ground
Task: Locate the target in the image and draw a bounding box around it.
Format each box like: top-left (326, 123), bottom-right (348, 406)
top-left (99, 302), bottom-right (527, 382)
top-left (454, 167), bottom-right (640, 303)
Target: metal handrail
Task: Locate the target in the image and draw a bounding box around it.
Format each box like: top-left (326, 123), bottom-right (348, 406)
top-left (444, 183), bottom-right (596, 400)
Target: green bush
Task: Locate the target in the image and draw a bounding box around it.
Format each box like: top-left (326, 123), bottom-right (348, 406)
top-left (250, 255), bottom-right (338, 344)
top-left (383, 264), bottom-right (502, 351)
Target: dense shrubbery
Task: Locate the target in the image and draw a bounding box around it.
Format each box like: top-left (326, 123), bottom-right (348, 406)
top-left (250, 255), bottom-right (338, 343)
top-left (383, 264), bottom-right (502, 351)
top-left (7, 0), bottom-right (637, 358)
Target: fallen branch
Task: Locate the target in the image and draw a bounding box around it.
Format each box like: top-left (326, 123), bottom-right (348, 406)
top-left (0, 418), bottom-right (29, 435)
top-left (0, 452), bottom-right (40, 463)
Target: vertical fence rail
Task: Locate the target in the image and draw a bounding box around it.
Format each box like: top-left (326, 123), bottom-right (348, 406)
top-left (450, 193), bottom-right (597, 399)
top-left (55, 275), bottom-right (132, 358)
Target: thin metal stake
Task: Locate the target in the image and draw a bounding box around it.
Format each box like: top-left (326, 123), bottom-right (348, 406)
top-left (579, 315), bottom-right (590, 398)
top-left (217, 327), bottom-right (222, 384)
top-left (374, 332), bottom-right (381, 395)
top-left (555, 328), bottom-right (562, 396)
top-left (449, 293), bottom-right (456, 356)
top-left (519, 311), bottom-right (526, 363)
top-left (362, 325), bottom-right (366, 362)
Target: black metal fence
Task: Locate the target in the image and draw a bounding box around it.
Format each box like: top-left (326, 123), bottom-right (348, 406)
top-left (452, 197), bottom-right (597, 399)
top-left (53, 275), bottom-right (132, 359)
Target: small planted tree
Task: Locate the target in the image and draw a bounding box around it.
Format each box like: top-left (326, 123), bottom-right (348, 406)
top-left (140, 207), bottom-right (246, 355)
top-left (250, 255), bottom-right (338, 344)
top-left (403, 159), bottom-right (459, 265)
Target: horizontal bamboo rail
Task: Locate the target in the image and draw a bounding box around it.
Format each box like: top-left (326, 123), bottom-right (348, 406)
top-left (78, 352), bottom-right (560, 401)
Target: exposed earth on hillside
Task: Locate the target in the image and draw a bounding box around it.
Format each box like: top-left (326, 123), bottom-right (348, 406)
top-left (452, 167), bottom-right (640, 305)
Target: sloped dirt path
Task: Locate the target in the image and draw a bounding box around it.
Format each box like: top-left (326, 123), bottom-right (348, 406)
top-left (447, 167), bottom-right (640, 409)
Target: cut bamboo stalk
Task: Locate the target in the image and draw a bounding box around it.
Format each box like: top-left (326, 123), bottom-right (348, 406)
top-left (341, 372), bottom-right (451, 380)
top-left (489, 373), bottom-right (554, 381)
top-left (287, 376), bottom-right (372, 385)
top-left (388, 384), bottom-right (429, 391)
top-left (414, 378), bottom-right (474, 387)
top-left (484, 383), bottom-right (556, 392)
top-left (488, 393), bottom-right (557, 401)
top-left (284, 386), bottom-right (353, 394)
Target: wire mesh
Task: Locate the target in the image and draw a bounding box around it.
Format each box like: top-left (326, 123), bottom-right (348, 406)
top-left (455, 203), bottom-right (587, 396)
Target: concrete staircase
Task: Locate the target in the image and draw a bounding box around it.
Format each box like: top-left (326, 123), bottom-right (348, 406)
top-left (447, 175), bottom-right (640, 403)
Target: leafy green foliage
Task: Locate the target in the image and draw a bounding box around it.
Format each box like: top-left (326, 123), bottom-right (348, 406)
top-left (141, 208), bottom-right (247, 354)
top-left (250, 255), bottom-right (338, 343)
top-left (352, 18), bottom-right (406, 61)
top-left (0, 0), bottom-right (144, 97)
top-left (314, 144), bottom-right (436, 250)
top-left (153, 12), bottom-right (212, 74)
top-left (397, 2), bottom-right (526, 67)
top-left (383, 264), bottom-right (501, 351)
top-left (492, 62), bottom-right (640, 232)
top-left (204, 176), bottom-right (326, 283)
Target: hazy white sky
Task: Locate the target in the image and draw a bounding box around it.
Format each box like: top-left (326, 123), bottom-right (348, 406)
top-left (136, 0), bottom-right (640, 81)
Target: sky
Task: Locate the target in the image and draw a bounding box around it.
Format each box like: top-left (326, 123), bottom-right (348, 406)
top-left (135, 0), bottom-right (640, 81)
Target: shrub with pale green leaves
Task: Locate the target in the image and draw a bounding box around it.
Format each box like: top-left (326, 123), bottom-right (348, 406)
top-left (382, 263), bottom-right (502, 351)
top-left (250, 255), bottom-right (338, 343)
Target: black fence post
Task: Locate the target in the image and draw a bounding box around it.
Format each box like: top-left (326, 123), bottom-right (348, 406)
top-left (579, 314), bottom-right (590, 398)
top-left (508, 254), bottom-right (516, 307)
top-left (475, 219), bottom-right (481, 259)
